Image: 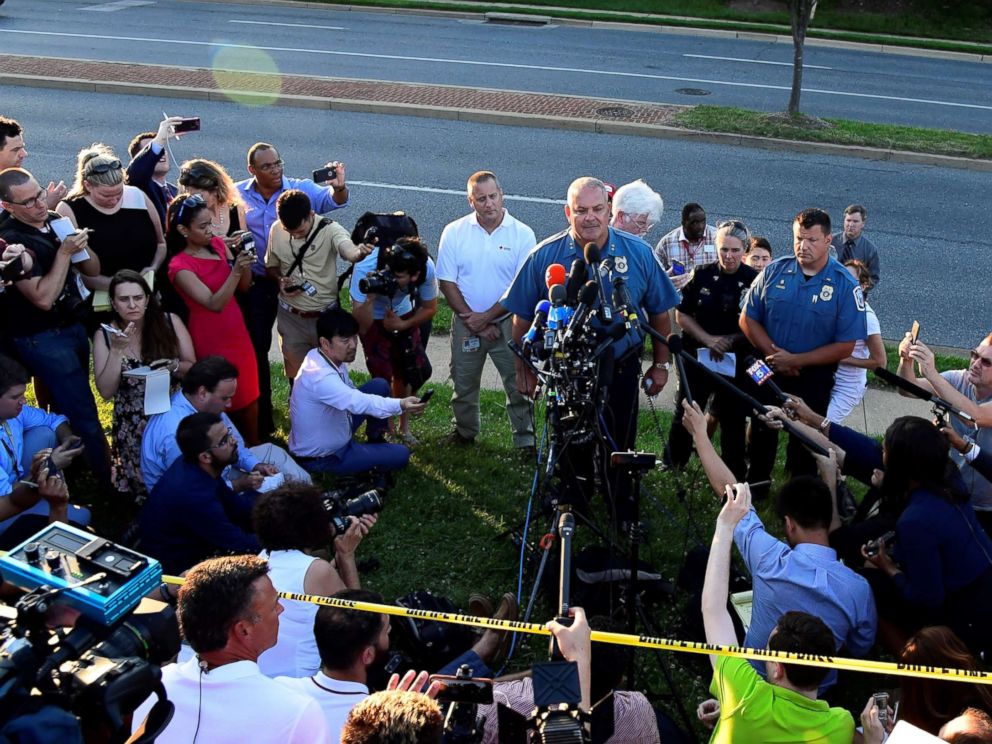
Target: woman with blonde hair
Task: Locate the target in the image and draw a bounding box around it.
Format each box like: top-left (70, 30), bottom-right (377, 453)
top-left (56, 145), bottom-right (165, 293)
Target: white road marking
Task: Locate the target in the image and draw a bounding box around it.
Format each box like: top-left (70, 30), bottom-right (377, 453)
top-left (229, 20), bottom-right (347, 31)
top-left (82, 0), bottom-right (154, 11)
top-left (350, 180), bottom-right (565, 204)
top-left (683, 53), bottom-right (832, 70)
top-left (2, 29), bottom-right (990, 113)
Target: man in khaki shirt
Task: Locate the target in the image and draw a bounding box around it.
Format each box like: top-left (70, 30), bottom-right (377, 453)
top-left (265, 190), bottom-right (371, 380)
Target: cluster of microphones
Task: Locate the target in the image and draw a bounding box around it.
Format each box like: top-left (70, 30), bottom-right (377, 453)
top-left (517, 243), bottom-right (641, 365)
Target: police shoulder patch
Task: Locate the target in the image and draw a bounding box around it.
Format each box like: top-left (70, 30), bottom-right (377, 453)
top-left (853, 285), bottom-right (866, 311)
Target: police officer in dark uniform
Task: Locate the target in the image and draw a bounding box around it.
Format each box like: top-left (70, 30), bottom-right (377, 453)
top-left (740, 208), bottom-right (867, 481)
top-left (501, 176), bottom-right (679, 521)
top-left (667, 220), bottom-right (758, 479)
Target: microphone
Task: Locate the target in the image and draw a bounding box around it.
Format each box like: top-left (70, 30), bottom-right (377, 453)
top-left (522, 300), bottom-right (550, 352)
top-left (561, 281), bottom-right (599, 347)
top-left (544, 263), bottom-right (566, 289)
top-left (612, 276), bottom-right (638, 329)
top-left (565, 258), bottom-right (585, 305)
top-left (744, 356), bottom-right (789, 404)
top-left (546, 283), bottom-right (572, 331)
top-left (583, 242), bottom-right (601, 266)
top-left (583, 242), bottom-right (612, 322)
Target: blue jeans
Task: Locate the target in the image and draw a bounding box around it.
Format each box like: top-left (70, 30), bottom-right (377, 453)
top-left (301, 379), bottom-right (409, 476)
top-left (0, 426), bottom-right (91, 536)
top-left (14, 324), bottom-right (111, 487)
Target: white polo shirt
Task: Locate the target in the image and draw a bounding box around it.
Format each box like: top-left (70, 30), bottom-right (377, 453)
top-left (276, 672), bottom-right (369, 744)
top-left (130, 658), bottom-right (331, 743)
top-left (436, 209), bottom-right (535, 313)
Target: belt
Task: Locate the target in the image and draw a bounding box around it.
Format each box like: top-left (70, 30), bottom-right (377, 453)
top-left (278, 299), bottom-right (335, 319)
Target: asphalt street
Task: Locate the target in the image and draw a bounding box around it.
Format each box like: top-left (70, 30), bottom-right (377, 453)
top-left (0, 0), bottom-right (991, 133)
top-left (4, 84), bottom-right (987, 348)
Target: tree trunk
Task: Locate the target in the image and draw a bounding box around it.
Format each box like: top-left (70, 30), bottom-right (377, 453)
top-left (787, 0), bottom-right (817, 116)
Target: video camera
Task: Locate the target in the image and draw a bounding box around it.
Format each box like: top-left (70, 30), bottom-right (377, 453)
top-left (0, 523), bottom-right (179, 743)
top-left (358, 240), bottom-right (425, 297)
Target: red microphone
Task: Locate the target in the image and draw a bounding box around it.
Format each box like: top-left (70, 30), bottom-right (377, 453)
top-left (544, 263), bottom-right (566, 289)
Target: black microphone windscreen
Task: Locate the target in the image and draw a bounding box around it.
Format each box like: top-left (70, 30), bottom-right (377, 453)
top-left (578, 281), bottom-right (599, 305)
top-left (583, 242), bottom-right (601, 265)
top-left (549, 283), bottom-right (567, 305)
top-left (566, 259), bottom-right (585, 304)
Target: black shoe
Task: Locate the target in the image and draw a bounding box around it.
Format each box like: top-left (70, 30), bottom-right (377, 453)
top-left (440, 430), bottom-right (475, 446)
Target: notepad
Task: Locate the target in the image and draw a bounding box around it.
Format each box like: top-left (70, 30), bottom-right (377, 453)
top-left (122, 366), bottom-right (171, 415)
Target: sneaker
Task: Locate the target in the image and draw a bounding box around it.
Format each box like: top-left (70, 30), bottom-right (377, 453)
top-left (440, 430), bottom-right (475, 446)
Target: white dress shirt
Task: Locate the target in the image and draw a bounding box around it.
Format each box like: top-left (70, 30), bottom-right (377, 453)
top-left (289, 349), bottom-right (402, 458)
top-left (276, 672), bottom-right (369, 744)
top-left (130, 658), bottom-right (331, 743)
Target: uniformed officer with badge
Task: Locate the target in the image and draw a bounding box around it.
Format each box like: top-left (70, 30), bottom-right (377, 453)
top-left (501, 176), bottom-right (679, 520)
top-left (740, 208), bottom-right (867, 481)
top-left (667, 219), bottom-right (758, 480)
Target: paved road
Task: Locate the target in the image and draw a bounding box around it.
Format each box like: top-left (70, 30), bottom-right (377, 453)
top-left (1, 0), bottom-right (991, 133)
top-left (5, 84), bottom-right (986, 347)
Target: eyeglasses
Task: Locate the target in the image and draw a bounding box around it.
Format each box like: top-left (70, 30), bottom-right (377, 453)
top-left (8, 188), bottom-right (46, 209)
top-left (175, 193), bottom-right (206, 222)
top-left (622, 212), bottom-right (655, 233)
top-left (970, 350), bottom-right (992, 369)
top-left (84, 159), bottom-right (122, 177)
top-left (255, 159), bottom-right (284, 173)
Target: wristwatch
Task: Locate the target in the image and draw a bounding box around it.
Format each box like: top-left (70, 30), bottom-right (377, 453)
top-left (653, 362), bottom-right (671, 371)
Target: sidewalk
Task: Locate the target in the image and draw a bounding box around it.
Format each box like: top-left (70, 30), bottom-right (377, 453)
top-left (269, 331), bottom-right (934, 437)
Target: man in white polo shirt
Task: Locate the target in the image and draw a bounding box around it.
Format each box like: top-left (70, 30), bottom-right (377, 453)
top-left (436, 170), bottom-right (536, 450)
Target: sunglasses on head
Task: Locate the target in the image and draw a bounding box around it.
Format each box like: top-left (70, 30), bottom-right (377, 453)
top-left (175, 193), bottom-right (206, 222)
top-left (84, 159), bottom-right (122, 177)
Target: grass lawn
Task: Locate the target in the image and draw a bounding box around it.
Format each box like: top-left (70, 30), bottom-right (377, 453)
top-left (674, 106), bottom-right (992, 161)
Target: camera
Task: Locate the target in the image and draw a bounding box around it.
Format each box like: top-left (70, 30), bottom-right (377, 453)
top-left (432, 664), bottom-right (492, 744)
top-left (286, 280), bottom-right (318, 297)
top-left (322, 488), bottom-right (384, 536)
top-left (358, 268), bottom-right (398, 297)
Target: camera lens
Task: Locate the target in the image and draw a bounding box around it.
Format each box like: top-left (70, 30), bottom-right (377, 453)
top-left (342, 490), bottom-right (383, 518)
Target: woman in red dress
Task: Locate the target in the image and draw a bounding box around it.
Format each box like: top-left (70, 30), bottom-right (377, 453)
top-left (165, 193), bottom-right (260, 443)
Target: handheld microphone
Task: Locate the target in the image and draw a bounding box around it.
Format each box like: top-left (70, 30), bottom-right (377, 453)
top-left (560, 281), bottom-right (599, 347)
top-left (544, 263), bottom-right (566, 289)
top-left (565, 258), bottom-right (585, 306)
top-left (744, 356), bottom-right (789, 403)
top-left (546, 284), bottom-right (573, 331)
top-left (522, 300), bottom-right (550, 352)
top-left (612, 276), bottom-right (638, 329)
top-left (583, 242), bottom-right (613, 322)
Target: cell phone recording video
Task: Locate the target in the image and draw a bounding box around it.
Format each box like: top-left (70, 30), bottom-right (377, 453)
top-left (419, 389), bottom-right (435, 405)
top-left (174, 117), bottom-right (201, 133)
top-left (1, 255), bottom-right (25, 283)
top-left (312, 166), bottom-right (338, 184)
top-left (910, 320), bottom-right (920, 344)
top-left (671, 260), bottom-right (686, 276)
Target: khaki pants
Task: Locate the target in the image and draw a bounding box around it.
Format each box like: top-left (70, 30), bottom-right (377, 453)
top-left (449, 315), bottom-right (533, 447)
top-left (276, 305), bottom-right (320, 380)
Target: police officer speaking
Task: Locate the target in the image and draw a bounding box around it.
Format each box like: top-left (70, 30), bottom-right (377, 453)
top-left (740, 208), bottom-right (867, 482)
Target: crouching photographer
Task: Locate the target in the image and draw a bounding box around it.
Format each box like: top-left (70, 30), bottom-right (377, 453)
top-left (253, 483), bottom-right (378, 678)
top-left (350, 236), bottom-right (437, 445)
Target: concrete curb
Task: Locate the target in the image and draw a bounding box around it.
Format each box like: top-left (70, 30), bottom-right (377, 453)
top-left (183, 0), bottom-right (992, 64)
top-left (4, 65), bottom-right (990, 172)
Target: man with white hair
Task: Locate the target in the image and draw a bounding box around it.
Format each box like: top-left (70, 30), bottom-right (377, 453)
top-left (610, 179), bottom-right (663, 239)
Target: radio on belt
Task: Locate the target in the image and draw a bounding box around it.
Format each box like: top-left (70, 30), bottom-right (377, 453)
top-left (0, 522), bottom-right (162, 625)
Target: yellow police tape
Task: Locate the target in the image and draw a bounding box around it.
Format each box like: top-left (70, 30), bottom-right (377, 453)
top-left (162, 575), bottom-right (992, 685)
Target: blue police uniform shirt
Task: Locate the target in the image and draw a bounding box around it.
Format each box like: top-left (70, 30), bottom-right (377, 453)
top-left (349, 250), bottom-right (438, 320)
top-left (743, 255), bottom-right (866, 354)
top-left (501, 227), bottom-right (679, 359)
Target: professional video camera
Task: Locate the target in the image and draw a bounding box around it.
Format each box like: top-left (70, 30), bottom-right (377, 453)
top-left (0, 523), bottom-right (179, 743)
top-left (322, 487), bottom-right (385, 537)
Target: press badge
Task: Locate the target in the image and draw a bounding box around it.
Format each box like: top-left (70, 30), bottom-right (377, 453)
top-left (462, 336), bottom-right (481, 352)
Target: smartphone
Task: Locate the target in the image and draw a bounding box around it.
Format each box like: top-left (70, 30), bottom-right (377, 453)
top-left (419, 389), bottom-right (435, 405)
top-left (910, 320), bottom-right (920, 344)
top-left (312, 166), bottom-right (337, 183)
top-left (1, 255), bottom-right (25, 282)
top-left (429, 674), bottom-right (493, 705)
top-left (873, 692), bottom-right (890, 727)
top-left (864, 530), bottom-right (896, 558)
top-left (671, 260), bottom-right (686, 276)
top-left (100, 323), bottom-right (126, 337)
top-left (174, 117), bottom-right (201, 133)
top-left (63, 436), bottom-right (83, 450)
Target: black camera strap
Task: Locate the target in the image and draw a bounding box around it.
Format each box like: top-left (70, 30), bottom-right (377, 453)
top-left (285, 217), bottom-right (332, 278)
